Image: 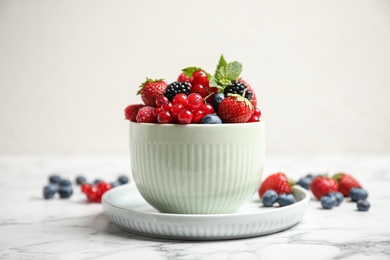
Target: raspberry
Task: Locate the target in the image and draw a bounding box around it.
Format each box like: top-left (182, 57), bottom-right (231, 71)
top-left (136, 106), bottom-right (157, 123)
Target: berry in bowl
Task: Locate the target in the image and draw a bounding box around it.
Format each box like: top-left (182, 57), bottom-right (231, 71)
top-left (124, 55), bottom-right (265, 214)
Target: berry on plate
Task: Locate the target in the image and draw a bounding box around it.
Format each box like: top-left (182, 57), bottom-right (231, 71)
top-left (124, 104), bottom-right (145, 122)
top-left (278, 193), bottom-right (296, 207)
top-left (262, 190), bottom-right (278, 207)
top-left (310, 176), bottom-right (338, 200)
top-left (218, 93), bottom-right (253, 123)
top-left (333, 173), bottom-right (362, 197)
top-left (259, 172), bottom-right (293, 198)
top-left (349, 188), bottom-right (368, 202)
top-left (137, 78), bottom-right (167, 107)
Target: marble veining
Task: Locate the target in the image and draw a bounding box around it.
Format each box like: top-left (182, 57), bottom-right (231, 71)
top-left (0, 154), bottom-right (389, 260)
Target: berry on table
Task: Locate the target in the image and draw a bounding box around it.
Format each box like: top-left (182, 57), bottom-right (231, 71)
top-left (137, 78), bottom-right (168, 107)
top-left (164, 81), bottom-right (191, 101)
top-left (178, 109), bottom-right (193, 124)
top-left (349, 188), bottom-right (368, 202)
top-left (110, 181), bottom-right (122, 188)
top-left (278, 193), bottom-right (296, 207)
top-left (218, 94), bottom-right (253, 123)
top-left (75, 175), bottom-right (87, 185)
top-left (200, 114), bottom-right (222, 124)
top-left (136, 106), bottom-right (157, 123)
top-left (262, 190), bottom-right (278, 207)
top-left (97, 182), bottom-right (112, 196)
top-left (49, 175), bottom-right (61, 184)
top-left (94, 179), bottom-right (103, 185)
top-left (58, 186), bottom-right (73, 199)
top-left (333, 173), bottom-right (362, 197)
top-left (59, 179), bottom-right (72, 187)
top-left (330, 191), bottom-right (344, 206)
top-left (259, 172), bottom-right (293, 198)
top-left (320, 193), bottom-right (337, 209)
top-left (310, 176), bottom-right (339, 200)
top-left (297, 176), bottom-right (312, 190)
top-left (357, 200), bottom-right (370, 212)
top-left (81, 183), bottom-right (91, 193)
top-left (43, 185), bottom-right (58, 199)
top-left (118, 175), bottom-right (129, 185)
top-left (124, 104), bottom-right (145, 122)
top-left (212, 93), bottom-right (225, 113)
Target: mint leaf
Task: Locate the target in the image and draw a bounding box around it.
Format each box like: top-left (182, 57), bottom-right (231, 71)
top-left (215, 55), bottom-right (227, 74)
top-left (181, 67), bottom-right (211, 80)
top-left (225, 61), bottom-right (242, 80)
top-left (209, 77), bottom-right (220, 88)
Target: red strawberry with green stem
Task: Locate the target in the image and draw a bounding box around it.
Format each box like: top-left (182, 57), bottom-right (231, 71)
top-left (137, 78), bottom-right (167, 107)
top-left (218, 93), bottom-right (253, 123)
top-left (310, 176), bottom-right (338, 200)
top-left (333, 173), bottom-right (362, 197)
top-left (259, 172), bottom-right (294, 198)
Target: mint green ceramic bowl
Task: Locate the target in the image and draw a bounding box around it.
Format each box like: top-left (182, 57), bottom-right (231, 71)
top-left (129, 121), bottom-right (265, 214)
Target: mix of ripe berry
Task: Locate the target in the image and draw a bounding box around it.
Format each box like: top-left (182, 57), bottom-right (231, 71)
top-left (124, 55), bottom-right (261, 124)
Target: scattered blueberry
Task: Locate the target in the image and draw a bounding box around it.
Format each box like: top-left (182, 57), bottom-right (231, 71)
top-left (49, 175), bottom-right (61, 184)
top-left (43, 185), bottom-right (58, 199)
top-left (320, 193), bottom-right (337, 209)
top-left (330, 191), bottom-right (344, 206)
top-left (110, 181), bottom-right (122, 188)
top-left (94, 179), bottom-right (103, 185)
top-left (262, 190), bottom-right (278, 207)
top-left (75, 175), bottom-right (87, 185)
top-left (297, 177), bottom-right (312, 190)
top-left (305, 174), bottom-right (315, 180)
top-left (201, 114), bottom-right (222, 124)
top-left (357, 200), bottom-right (370, 211)
top-left (118, 175), bottom-right (129, 185)
top-left (58, 186), bottom-right (73, 198)
top-left (278, 193), bottom-right (296, 207)
top-left (212, 93), bottom-right (225, 113)
top-left (59, 179), bottom-right (72, 187)
top-left (350, 188), bottom-right (368, 202)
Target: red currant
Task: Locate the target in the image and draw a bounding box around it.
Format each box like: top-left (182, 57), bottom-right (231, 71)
top-left (155, 95), bottom-right (170, 107)
top-left (253, 107), bottom-right (261, 118)
top-left (187, 93), bottom-right (204, 110)
top-left (191, 84), bottom-right (211, 98)
top-left (171, 103), bottom-right (184, 118)
top-left (97, 182), bottom-right (112, 196)
top-left (172, 93), bottom-right (188, 107)
top-left (177, 72), bottom-right (191, 83)
top-left (248, 114), bottom-right (260, 122)
top-left (199, 103), bottom-right (214, 115)
top-left (192, 110), bottom-right (204, 123)
top-left (191, 70), bottom-right (208, 86)
top-left (178, 109), bottom-right (193, 124)
top-left (161, 102), bottom-right (173, 112)
top-left (85, 186), bottom-right (99, 202)
top-left (153, 107), bottom-right (162, 117)
top-left (157, 111), bottom-right (173, 124)
top-left (81, 183), bottom-right (91, 193)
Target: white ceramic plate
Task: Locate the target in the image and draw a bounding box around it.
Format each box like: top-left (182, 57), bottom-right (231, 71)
top-left (102, 184), bottom-right (310, 240)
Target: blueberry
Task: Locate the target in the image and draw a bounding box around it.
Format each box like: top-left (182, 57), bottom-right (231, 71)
top-left (357, 200), bottom-right (370, 211)
top-left (118, 175), bottom-right (129, 185)
top-left (75, 175), bottom-right (87, 185)
top-left (297, 177), bottom-right (312, 190)
top-left (321, 193), bottom-right (337, 209)
top-left (305, 174), bottom-right (315, 180)
top-left (49, 175), bottom-right (61, 184)
top-left (262, 190), bottom-right (278, 207)
top-left (94, 179), bottom-right (103, 185)
top-left (59, 179), bottom-right (72, 187)
top-left (43, 185), bottom-right (58, 199)
top-left (110, 181), bottom-right (122, 188)
top-left (350, 188), bottom-right (368, 202)
top-left (58, 186), bottom-right (73, 198)
top-left (201, 114), bottom-right (222, 124)
top-left (330, 192), bottom-right (344, 206)
top-left (278, 193), bottom-right (296, 207)
top-left (212, 93), bottom-right (225, 113)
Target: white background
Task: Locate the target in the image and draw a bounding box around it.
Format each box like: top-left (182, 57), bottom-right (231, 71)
top-left (0, 0), bottom-right (389, 154)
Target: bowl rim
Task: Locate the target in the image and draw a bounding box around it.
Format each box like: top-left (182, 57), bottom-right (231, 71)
top-left (129, 121), bottom-right (265, 127)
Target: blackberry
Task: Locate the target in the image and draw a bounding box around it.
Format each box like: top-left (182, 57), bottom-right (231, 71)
top-left (164, 81), bottom-right (191, 101)
top-left (224, 80), bottom-right (252, 100)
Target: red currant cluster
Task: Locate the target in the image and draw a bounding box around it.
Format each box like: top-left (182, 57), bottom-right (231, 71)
top-left (153, 93), bottom-right (215, 124)
top-left (81, 182), bottom-right (112, 203)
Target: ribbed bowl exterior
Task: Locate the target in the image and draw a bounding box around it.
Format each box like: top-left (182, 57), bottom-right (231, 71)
top-left (129, 122), bottom-right (265, 214)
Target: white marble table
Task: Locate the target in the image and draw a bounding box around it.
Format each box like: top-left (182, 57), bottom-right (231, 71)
top-left (1, 155), bottom-right (389, 260)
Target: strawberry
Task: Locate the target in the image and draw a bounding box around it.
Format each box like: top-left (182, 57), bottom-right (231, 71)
top-left (136, 106), bottom-right (157, 123)
top-left (333, 173), bottom-right (362, 197)
top-left (237, 78), bottom-right (257, 108)
top-left (259, 172), bottom-right (293, 198)
top-left (310, 176), bottom-right (338, 199)
top-left (218, 94), bottom-right (253, 123)
top-left (124, 104), bottom-right (145, 122)
top-left (137, 78), bottom-right (168, 107)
